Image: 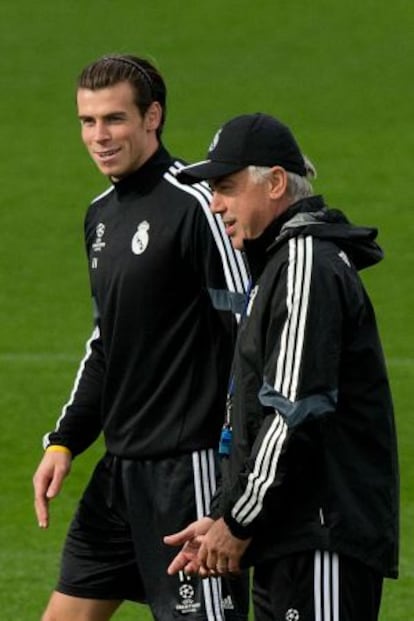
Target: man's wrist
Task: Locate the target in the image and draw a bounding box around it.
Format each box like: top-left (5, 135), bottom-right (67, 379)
top-left (45, 445), bottom-right (72, 457)
top-left (223, 511), bottom-right (253, 540)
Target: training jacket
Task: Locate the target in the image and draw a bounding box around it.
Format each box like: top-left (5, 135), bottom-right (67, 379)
top-left (213, 195), bottom-right (399, 578)
top-left (44, 146), bottom-right (249, 459)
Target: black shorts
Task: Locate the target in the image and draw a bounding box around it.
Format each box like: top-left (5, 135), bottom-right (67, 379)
top-left (57, 451), bottom-right (249, 620)
top-left (253, 550), bottom-right (383, 621)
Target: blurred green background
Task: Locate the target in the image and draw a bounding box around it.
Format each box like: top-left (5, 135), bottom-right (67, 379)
top-left (0, 1), bottom-right (412, 619)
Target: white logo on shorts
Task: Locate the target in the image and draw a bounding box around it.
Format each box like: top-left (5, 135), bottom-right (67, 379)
top-left (131, 221), bottom-right (150, 255)
top-left (175, 580), bottom-right (201, 614)
top-left (222, 595), bottom-right (234, 610)
top-left (179, 584), bottom-right (194, 600)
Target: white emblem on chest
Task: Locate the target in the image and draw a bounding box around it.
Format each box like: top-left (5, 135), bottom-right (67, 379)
top-left (131, 221), bottom-right (150, 255)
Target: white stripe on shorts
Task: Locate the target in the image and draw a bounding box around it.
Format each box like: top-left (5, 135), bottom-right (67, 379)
top-left (314, 550), bottom-right (339, 621)
top-left (192, 450), bottom-right (224, 621)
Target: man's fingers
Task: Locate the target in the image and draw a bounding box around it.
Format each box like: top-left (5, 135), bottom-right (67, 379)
top-left (167, 549), bottom-right (202, 576)
top-left (184, 560), bottom-right (201, 575)
top-left (163, 532), bottom-right (189, 546)
top-left (216, 563), bottom-right (228, 574)
top-left (199, 565), bottom-right (213, 578)
top-left (33, 451), bottom-right (71, 529)
top-left (204, 549), bottom-right (218, 571)
top-left (45, 477), bottom-right (61, 500)
top-left (227, 557), bottom-right (241, 574)
top-left (34, 494), bottom-right (49, 529)
top-left (167, 553), bottom-right (186, 575)
top-left (164, 525), bottom-right (196, 547)
top-left (33, 472), bottom-right (52, 528)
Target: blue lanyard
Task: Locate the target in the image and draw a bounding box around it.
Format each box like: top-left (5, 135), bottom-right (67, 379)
top-left (219, 281), bottom-right (252, 457)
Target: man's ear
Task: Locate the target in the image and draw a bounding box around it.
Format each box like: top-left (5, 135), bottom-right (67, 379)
top-left (145, 101), bottom-right (162, 131)
top-left (268, 166), bottom-right (288, 199)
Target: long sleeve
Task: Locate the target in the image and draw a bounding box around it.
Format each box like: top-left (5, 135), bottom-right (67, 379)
top-left (43, 325), bottom-right (105, 456)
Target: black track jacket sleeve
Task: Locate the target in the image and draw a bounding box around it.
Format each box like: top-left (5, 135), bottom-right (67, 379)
top-left (43, 326), bottom-right (105, 455)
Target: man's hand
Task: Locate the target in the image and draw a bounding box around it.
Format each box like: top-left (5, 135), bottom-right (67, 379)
top-left (164, 517), bottom-right (214, 575)
top-left (198, 517), bottom-right (251, 576)
top-left (33, 450), bottom-right (72, 528)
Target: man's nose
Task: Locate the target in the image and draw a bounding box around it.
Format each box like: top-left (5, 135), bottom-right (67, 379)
top-left (210, 192), bottom-right (224, 214)
top-left (94, 121), bottom-right (111, 142)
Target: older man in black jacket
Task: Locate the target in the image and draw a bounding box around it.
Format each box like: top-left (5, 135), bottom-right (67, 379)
top-left (165, 113), bottom-right (399, 621)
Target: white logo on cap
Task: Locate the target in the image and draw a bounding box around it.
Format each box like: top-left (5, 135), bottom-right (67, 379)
top-left (209, 128), bottom-right (222, 152)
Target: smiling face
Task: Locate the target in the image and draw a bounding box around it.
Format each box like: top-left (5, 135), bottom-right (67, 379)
top-left (210, 168), bottom-right (289, 249)
top-left (77, 81), bottom-right (162, 181)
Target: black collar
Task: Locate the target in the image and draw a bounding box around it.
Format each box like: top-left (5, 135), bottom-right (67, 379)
top-left (243, 196), bottom-right (325, 282)
top-left (113, 145), bottom-right (172, 197)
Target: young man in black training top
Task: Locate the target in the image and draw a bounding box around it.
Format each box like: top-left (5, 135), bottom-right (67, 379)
top-left (33, 55), bottom-right (249, 621)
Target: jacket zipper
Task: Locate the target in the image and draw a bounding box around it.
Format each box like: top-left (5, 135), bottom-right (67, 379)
top-left (319, 507), bottom-right (325, 526)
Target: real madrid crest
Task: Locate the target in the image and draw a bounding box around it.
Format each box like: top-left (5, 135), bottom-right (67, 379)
top-left (131, 221), bottom-right (150, 255)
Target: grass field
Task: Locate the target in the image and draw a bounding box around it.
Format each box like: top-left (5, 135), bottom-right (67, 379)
top-left (0, 1), bottom-right (413, 619)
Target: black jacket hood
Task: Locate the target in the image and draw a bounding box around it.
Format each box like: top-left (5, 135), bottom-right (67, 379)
top-left (244, 195), bottom-right (384, 282)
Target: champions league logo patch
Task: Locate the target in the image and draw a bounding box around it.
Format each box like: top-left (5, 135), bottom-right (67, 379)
top-left (131, 221), bottom-right (150, 255)
top-left (175, 574), bottom-right (201, 614)
top-left (92, 222), bottom-right (106, 252)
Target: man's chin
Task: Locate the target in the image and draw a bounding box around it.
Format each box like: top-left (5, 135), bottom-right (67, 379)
top-left (231, 237), bottom-right (244, 251)
top-left (97, 164), bottom-right (126, 181)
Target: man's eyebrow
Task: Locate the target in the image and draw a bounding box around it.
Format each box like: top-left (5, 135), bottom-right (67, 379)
top-left (78, 111), bottom-right (128, 120)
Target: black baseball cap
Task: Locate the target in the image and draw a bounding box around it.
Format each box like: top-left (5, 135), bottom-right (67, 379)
top-left (176, 113), bottom-right (306, 184)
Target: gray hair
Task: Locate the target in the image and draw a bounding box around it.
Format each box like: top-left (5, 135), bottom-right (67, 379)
top-left (248, 155), bottom-right (317, 201)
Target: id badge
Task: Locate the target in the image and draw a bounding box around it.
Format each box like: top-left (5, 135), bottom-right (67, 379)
top-left (219, 425), bottom-right (232, 456)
